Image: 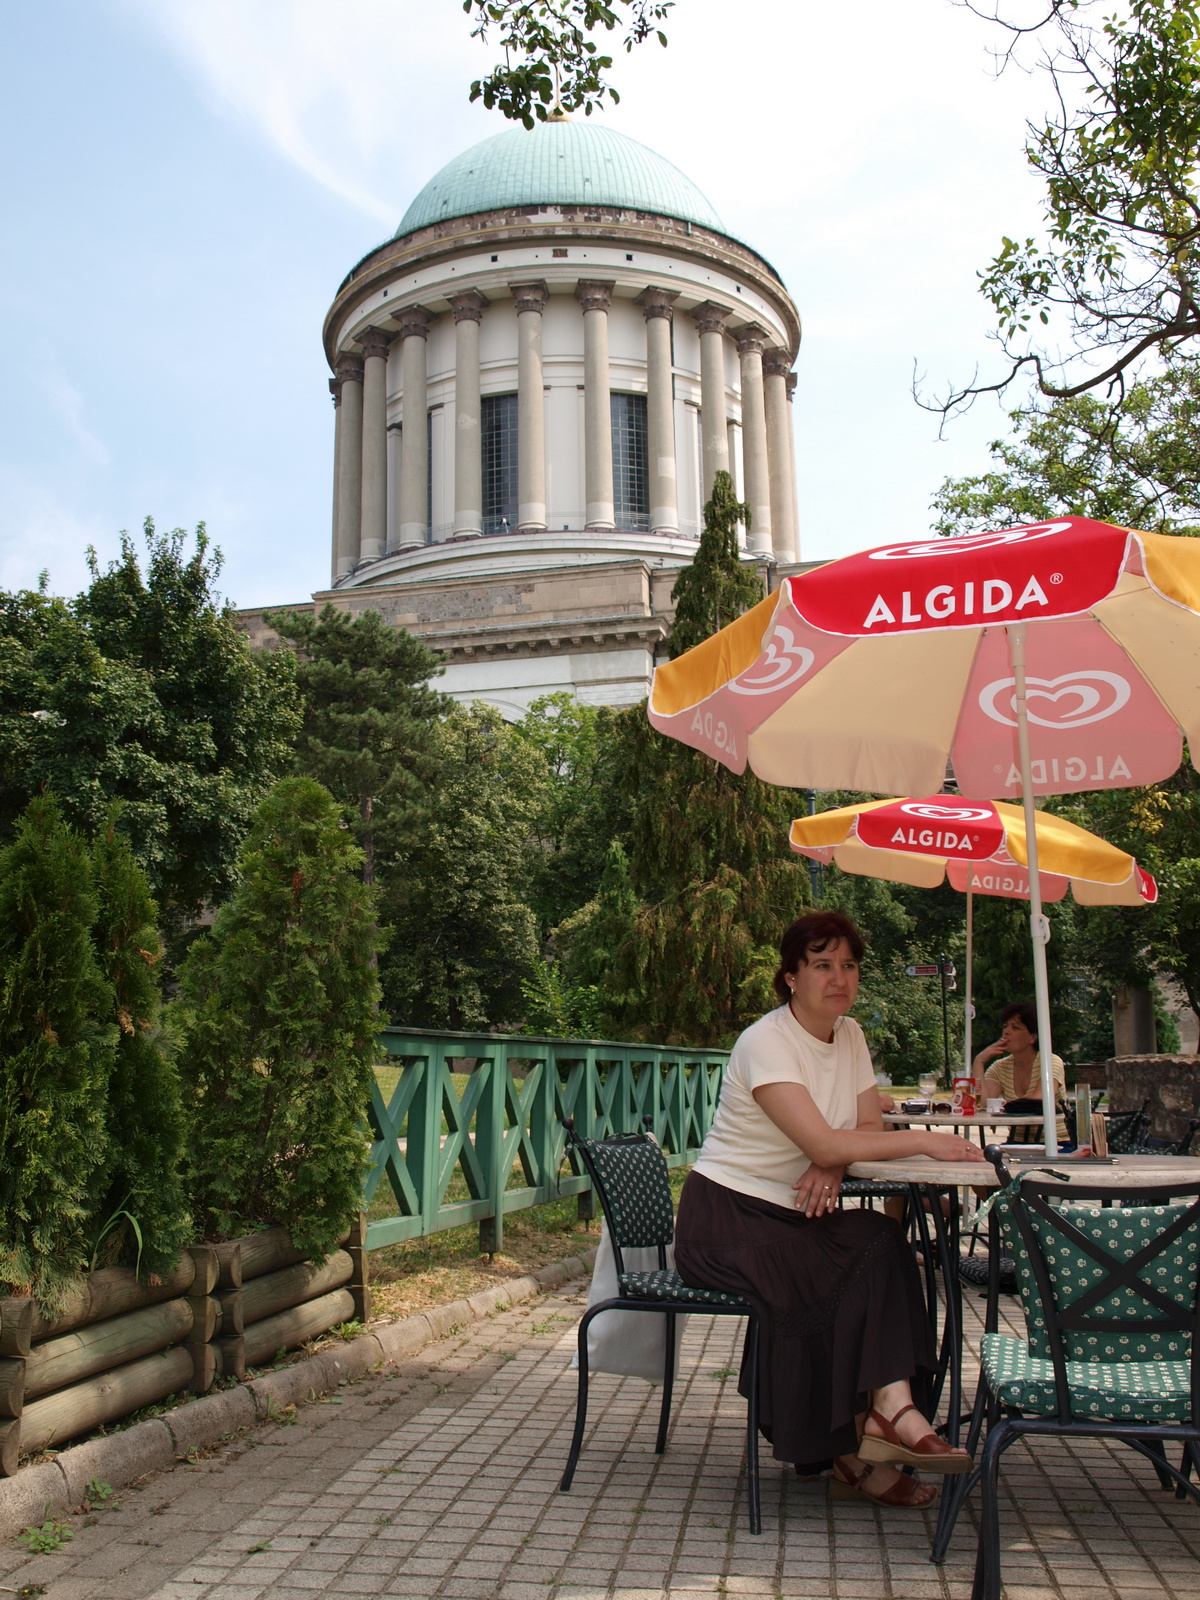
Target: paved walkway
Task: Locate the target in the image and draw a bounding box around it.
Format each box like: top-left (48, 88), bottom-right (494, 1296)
top-left (2, 1282), bottom-right (1198, 1599)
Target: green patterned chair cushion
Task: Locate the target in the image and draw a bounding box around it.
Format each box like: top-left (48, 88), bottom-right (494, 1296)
top-left (618, 1268), bottom-right (749, 1309)
top-left (981, 1331), bottom-right (1193, 1422)
top-left (997, 1199), bottom-right (1199, 1363)
top-left (585, 1134), bottom-right (676, 1249)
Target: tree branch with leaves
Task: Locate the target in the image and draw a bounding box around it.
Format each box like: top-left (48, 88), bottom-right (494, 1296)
top-left (464, 0), bottom-right (672, 126)
top-left (930, 0), bottom-right (1200, 419)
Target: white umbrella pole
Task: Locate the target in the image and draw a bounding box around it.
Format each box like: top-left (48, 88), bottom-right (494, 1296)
top-left (1007, 623), bottom-right (1058, 1157)
top-left (964, 872), bottom-right (974, 1077)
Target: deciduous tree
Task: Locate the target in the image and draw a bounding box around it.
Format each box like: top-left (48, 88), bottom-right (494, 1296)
top-left (267, 605), bottom-right (448, 885)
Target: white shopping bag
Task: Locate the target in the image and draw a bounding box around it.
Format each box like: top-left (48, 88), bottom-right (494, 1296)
top-left (570, 1218), bottom-right (687, 1383)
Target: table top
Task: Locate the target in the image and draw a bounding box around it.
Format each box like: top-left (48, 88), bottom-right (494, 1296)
top-left (883, 1112), bottom-right (1044, 1127)
top-left (847, 1153), bottom-right (1200, 1188)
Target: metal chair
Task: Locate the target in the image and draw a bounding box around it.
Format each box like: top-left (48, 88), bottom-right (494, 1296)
top-left (933, 1146), bottom-right (1200, 1600)
top-left (559, 1118), bottom-right (763, 1533)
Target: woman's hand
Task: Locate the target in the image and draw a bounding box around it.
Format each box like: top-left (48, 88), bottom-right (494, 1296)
top-left (972, 1039), bottom-right (1007, 1074)
top-left (793, 1163), bottom-right (844, 1217)
top-left (922, 1132), bottom-right (988, 1164)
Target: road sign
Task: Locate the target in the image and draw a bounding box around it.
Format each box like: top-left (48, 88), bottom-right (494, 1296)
top-left (905, 964), bottom-right (939, 977)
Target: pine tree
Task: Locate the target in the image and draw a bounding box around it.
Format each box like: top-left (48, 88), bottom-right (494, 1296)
top-left (267, 605), bottom-right (448, 884)
top-left (667, 470), bottom-right (763, 658)
top-left (88, 808), bottom-right (190, 1278)
top-left (178, 778), bottom-right (383, 1255)
top-left (0, 795), bottom-right (116, 1307)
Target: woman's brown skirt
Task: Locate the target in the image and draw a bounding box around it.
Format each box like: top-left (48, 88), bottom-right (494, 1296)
top-left (674, 1171), bottom-right (934, 1464)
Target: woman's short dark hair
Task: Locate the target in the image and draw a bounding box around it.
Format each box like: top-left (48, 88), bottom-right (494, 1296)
top-left (773, 911), bottom-right (865, 1005)
top-left (1000, 1000), bottom-right (1038, 1042)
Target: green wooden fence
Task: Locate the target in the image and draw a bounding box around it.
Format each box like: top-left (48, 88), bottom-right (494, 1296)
top-left (362, 1028), bottom-right (730, 1253)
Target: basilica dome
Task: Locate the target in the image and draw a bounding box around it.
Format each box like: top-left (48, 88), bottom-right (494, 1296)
top-left (305, 120), bottom-right (802, 719)
top-left (395, 120), bottom-right (725, 237)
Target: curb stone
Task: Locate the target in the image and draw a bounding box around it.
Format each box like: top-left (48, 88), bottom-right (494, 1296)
top-left (0, 1247), bottom-right (596, 1543)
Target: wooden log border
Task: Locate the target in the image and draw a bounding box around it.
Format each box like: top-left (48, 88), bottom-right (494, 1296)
top-left (0, 1218), bottom-right (369, 1473)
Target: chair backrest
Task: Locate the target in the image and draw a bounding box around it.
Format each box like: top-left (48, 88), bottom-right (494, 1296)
top-left (563, 1121), bottom-right (675, 1275)
top-left (1106, 1098), bottom-right (1153, 1154)
top-left (992, 1155), bottom-right (1200, 1422)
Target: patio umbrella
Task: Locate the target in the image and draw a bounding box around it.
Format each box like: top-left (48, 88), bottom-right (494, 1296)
top-left (787, 795), bottom-right (1158, 1076)
top-left (648, 517), bottom-right (1200, 1152)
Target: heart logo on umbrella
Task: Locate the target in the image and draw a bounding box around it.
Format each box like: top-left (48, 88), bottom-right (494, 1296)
top-left (977, 671), bottom-right (1132, 728)
top-left (728, 625), bottom-right (815, 696)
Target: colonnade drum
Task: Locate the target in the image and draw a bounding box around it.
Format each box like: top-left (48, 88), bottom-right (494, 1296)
top-left (269, 119), bottom-right (806, 716)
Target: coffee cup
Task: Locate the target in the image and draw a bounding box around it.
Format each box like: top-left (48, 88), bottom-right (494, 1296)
top-left (986, 1099), bottom-right (1005, 1115)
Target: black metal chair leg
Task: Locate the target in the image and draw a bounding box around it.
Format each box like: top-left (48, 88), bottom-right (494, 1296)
top-left (655, 1312), bottom-right (676, 1454)
top-left (932, 1377), bottom-right (989, 1562)
top-left (976, 1419), bottom-right (1009, 1600)
top-left (1145, 1438), bottom-right (1174, 1493)
top-left (744, 1315), bottom-right (761, 1535)
top-left (561, 1307), bottom-right (599, 1491)
top-left (926, 1187), bottom-right (962, 1433)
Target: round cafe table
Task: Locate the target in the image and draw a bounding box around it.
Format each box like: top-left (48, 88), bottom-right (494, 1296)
top-left (845, 1152), bottom-right (1200, 1551)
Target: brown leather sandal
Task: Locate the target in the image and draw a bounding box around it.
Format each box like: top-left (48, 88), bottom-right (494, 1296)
top-left (857, 1403), bottom-right (972, 1474)
top-left (828, 1458), bottom-right (937, 1508)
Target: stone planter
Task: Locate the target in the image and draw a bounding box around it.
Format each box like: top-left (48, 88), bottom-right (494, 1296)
top-left (1105, 1055), bottom-right (1200, 1144)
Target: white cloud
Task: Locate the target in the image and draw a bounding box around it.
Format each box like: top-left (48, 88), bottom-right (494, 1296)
top-left (42, 374), bottom-right (111, 471)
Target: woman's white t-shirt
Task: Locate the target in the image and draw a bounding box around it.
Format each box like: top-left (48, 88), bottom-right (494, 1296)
top-left (693, 1005), bottom-right (876, 1210)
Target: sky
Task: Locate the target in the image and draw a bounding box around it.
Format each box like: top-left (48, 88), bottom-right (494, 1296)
top-left (0, 0), bottom-right (1059, 610)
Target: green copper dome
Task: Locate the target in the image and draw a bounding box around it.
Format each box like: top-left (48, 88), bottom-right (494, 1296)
top-left (396, 121), bottom-right (725, 238)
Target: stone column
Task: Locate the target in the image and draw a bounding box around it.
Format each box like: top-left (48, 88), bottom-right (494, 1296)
top-left (786, 370), bottom-right (801, 561)
top-left (763, 348), bottom-right (797, 562)
top-left (575, 280), bottom-right (616, 529)
top-left (358, 327), bottom-right (392, 563)
top-left (329, 376), bottom-right (343, 584)
top-left (636, 287), bottom-right (679, 535)
top-left (734, 325), bottom-right (772, 555)
top-left (511, 281), bottom-right (548, 530)
top-left (450, 290), bottom-right (488, 538)
top-left (396, 307), bottom-right (433, 549)
top-left (690, 301), bottom-right (731, 499)
top-left (334, 353), bottom-right (364, 579)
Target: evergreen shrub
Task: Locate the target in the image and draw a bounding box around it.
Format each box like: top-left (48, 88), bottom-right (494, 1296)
top-left (0, 795), bottom-right (116, 1307)
top-left (178, 777), bottom-right (383, 1255)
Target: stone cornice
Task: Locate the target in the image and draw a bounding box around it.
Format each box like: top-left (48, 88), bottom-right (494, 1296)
top-left (324, 206), bottom-right (801, 367)
top-left (396, 611), bottom-right (669, 663)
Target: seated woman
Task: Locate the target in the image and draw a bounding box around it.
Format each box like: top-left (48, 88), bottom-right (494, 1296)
top-left (972, 1000), bottom-right (1067, 1146)
top-left (673, 910), bottom-right (986, 1509)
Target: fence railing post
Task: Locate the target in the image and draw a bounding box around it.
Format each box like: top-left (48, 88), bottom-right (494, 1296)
top-left (476, 1044), bottom-right (506, 1257)
top-left (363, 1027), bottom-right (729, 1253)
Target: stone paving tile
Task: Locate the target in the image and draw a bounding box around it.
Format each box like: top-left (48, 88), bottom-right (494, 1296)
top-left (1, 1277), bottom-right (1198, 1597)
